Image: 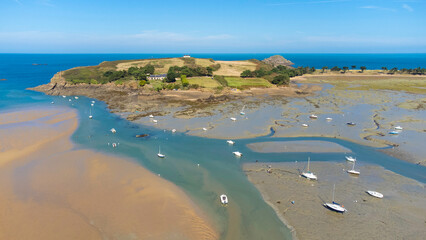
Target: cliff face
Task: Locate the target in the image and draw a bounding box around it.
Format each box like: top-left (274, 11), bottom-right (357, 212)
top-left (262, 55), bottom-right (294, 67)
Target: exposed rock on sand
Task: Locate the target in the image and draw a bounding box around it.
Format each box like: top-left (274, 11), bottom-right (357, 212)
top-left (243, 162), bottom-right (426, 240)
top-left (0, 107), bottom-right (218, 240)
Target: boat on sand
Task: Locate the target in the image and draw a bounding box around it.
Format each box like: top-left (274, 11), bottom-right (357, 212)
top-left (220, 194), bottom-right (228, 205)
top-left (324, 184), bottom-right (347, 213)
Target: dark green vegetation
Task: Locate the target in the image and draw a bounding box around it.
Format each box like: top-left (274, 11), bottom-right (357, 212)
top-left (166, 65), bottom-right (214, 82)
top-left (240, 65), bottom-right (315, 85)
top-left (321, 66), bottom-right (426, 75)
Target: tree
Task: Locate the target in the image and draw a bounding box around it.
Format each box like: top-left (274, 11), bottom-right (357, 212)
top-left (181, 75), bottom-right (189, 87)
top-left (351, 65), bottom-right (356, 70)
top-left (360, 66), bottom-right (366, 72)
top-left (342, 66), bottom-right (349, 73)
top-left (331, 66), bottom-right (341, 72)
top-left (381, 67), bottom-right (387, 72)
top-left (321, 66), bottom-right (328, 73)
top-left (241, 70), bottom-right (253, 78)
top-left (271, 74), bottom-right (290, 85)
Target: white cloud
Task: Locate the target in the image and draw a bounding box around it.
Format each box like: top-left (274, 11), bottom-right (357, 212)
top-left (402, 4), bottom-right (414, 11)
top-left (360, 6), bottom-right (397, 12)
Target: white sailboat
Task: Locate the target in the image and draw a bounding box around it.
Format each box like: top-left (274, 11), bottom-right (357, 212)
top-left (301, 157), bottom-right (317, 180)
top-left (153, 119), bottom-right (158, 123)
top-left (227, 140), bottom-right (235, 145)
top-left (302, 124), bottom-right (309, 127)
top-left (149, 114), bottom-right (154, 118)
top-left (366, 190), bottom-right (383, 199)
top-left (394, 126), bottom-right (403, 130)
top-left (233, 151), bottom-right (242, 157)
top-left (220, 194), bottom-right (228, 205)
top-left (110, 128), bottom-right (116, 133)
top-left (172, 129), bottom-right (177, 133)
top-left (157, 146), bottom-right (165, 158)
top-left (345, 156), bottom-right (356, 162)
top-left (240, 105), bottom-right (246, 115)
top-left (202, 127), bottom-right (208, 131)
top-left (230, 117), bottom-right (237, 121)
top-left (89, 105), bottom-right (93, 119)
top-left (324, 184), bottom-right (347, 213)
top-left (347, 161), bottom-right (360, 175)
top-left (326, 117), bottom-right (333, 121)
top-left (309, 114), bottom-right (318, 119)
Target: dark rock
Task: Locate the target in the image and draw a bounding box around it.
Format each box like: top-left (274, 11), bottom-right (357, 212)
top-left (135, 134), bottom-right (149, 138)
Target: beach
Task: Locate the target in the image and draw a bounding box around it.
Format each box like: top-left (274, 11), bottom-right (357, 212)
top-left (243, 161), bottom-right (426, 240)
top-left (0, 106), bottom-right (218, 240)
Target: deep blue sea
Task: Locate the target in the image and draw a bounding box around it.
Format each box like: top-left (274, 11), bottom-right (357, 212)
top-left (1, 53), bottom-right (425, 240)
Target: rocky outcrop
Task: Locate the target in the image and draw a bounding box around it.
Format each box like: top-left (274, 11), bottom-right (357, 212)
top-left (262, 55), bottom-right (294, 67)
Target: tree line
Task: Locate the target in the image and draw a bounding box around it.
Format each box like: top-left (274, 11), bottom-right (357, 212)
top-left (240, 66), bottom-right (316, 85)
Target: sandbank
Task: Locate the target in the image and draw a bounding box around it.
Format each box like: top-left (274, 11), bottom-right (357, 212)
top-left (243, 162), bottom-right (426, 240)
top-left (0, 106), bottom-right (217, 240)
top-left (247, 140), bottom-right (351, 153)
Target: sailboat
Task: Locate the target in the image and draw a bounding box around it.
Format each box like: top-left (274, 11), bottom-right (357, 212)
top-left (240, 105), bottom-right (246, 115)
top-left (301, 157), bottom-right (317, 180)
top-left (309, 114), bottom-right (318, 119)
top-left (110, 128), bottom-right (116, 133)
top-left (345, 156), bottom-right (356, 162)
top-left (89, 105), bottom-right (93, 119)
top-left (347, 161), bottom-right (360, 175)
top-left (157, 146), bottom-right (165, 158)
top-left (394, 126), bottom-right (403, 130)
top-left (227, 140), bottom-right (235, 145)
top-left (230, 117), bottom-right (237, 121)
top-left (324, 184), bottom-right (347, 213)
top-left (233, 151), bottom-right (242, 157)
top-left (366, 190), bottom-right (383, 199)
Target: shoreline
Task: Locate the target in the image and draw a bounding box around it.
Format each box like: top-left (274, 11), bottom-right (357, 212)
top-left (0, 106), bottom-right (218, 239)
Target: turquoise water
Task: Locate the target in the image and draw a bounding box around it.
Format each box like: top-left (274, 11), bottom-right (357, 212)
top-left (1, 54), bottom-right (425, 239)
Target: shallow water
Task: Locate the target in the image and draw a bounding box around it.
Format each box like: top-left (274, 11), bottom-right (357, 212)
top-left (1, 54), bottom-right (425, 240)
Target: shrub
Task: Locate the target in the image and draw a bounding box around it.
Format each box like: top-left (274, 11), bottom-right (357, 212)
top-left (214, 75), bottom-right (228, 86)
top-left (181, 75), bottom-right (189, 87)
top-left (139, 80), bottom-right (146, 87)
top-left (272, 74), bottom-right (290, 85)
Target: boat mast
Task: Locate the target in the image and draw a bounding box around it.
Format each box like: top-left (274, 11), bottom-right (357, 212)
top-left (307, 157), bottom-right (310, 172)
top-left (332, 184), bottom-right (335, 202)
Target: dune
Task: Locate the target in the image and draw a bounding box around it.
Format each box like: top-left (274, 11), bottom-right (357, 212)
top-left (0, 106), bottom-right (217, 240)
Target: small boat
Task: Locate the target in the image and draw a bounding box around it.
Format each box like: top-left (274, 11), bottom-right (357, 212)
top-left (347, 161), bottom-right (360, 175)
top-left (172, 129), bottom-right (177, 133)
top-left (110, 128), bottom-right (116, 133)
top-left (62, 95), bottom-right (66, 98)
top-left (301, 157), bottom-right (317, 180)
top-left (112, 143), bottom-right (117, 148)
top-left (89, 106), bottom-right (93, 119)
top-left (302, 124), bottom-right (309, 127)
top-left (74, 96), bottom-right (79, 99)
top-left (366, 190), bottom-right (383, 199)
top-left (309, 114), bottom-right (318, 119)
top-left (233, 151), bottom-right (242, 157)
top-left (91, 100), bottom-right (95, 104)
top-left (346, 122), bottom-right (356, 126)
top-left (230, 117), bottom-right (237, 121)
top-left (345, 156), bottom-right (356, 162)
top-left (91, 103), bottom-right (94, 106)
top-left (227, 140), bottom-right (235, 145)
top-left (389, 131), bottom-right (399, 135)
top-left (220, 194), bottom-right (228, 205)
top-left (202, 127), bottom-right (208, 131)
top-left (153, 119), bottom-right (158, 123)
top-left (394, 126), bottom-right (403, 130)
top-left (157, 146), bottom-right (165, 158)
top-left (324, 184), bottom-right (347, 213)
top-left (51, 101), bottom-right (54, 104)
top-left (240, 105), bottom-right (246, 115)
top-left (149, 114), bottom-right (154, 118)
top-left (68, 99), bottom-right (72, 102)
top-left (326, 117), bottom-right (333, 121)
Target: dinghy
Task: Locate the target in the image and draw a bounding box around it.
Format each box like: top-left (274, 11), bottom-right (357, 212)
top-left (153, 119), bottom-right (158, 123)
top-left (346, 122), bottom-right (356, 126)
top-left (227, 140), bottom-right (235, 145)
top-left (389, 131), bottom-right (399, 135)
top-left (74, 96), bottom-right (79, 99)
top-left (149, 114), bottom-right (154, 118)
top-left (202, 127), bottom-right (208, 131)
top-left (324, 184), bottom-right (347, 213)
top-left (172, 129), bottom-right (177, 133)
top-left (220, 194), bottom-right (228, 205)
top-left (230, 117), bottom-right (237, 121)
top-left (302, 124), bottom-right (309, 127)
top-left (309, 114), bottom-right (318, 119)
top-left (394, 126), bottom-right (403, 130)
top-left (110, 128), bottom-right (116, 133)
top-left (62, 95), bottom-right (66, 98)
top-left (366, 190), bottom-right (383, 199)
top-left (301, 157), bottom-right (317, 180)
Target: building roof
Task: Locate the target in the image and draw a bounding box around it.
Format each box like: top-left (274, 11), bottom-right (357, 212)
top-left (149, 74), bottom-right (167, 78)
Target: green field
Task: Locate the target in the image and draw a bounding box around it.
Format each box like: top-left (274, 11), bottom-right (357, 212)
top-left (187, 77), bottom-right (220, 88)
top-left (224, 77), bottom-right (272, 88)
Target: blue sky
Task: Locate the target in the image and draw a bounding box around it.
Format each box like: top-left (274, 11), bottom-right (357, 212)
top-left (1, 0), bottom-right (425, 53)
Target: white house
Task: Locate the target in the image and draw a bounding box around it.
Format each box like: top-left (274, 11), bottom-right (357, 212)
top-left (147, 74), bottom-right (167, 80)
top-left (183, 55), bottom-right (191, 58)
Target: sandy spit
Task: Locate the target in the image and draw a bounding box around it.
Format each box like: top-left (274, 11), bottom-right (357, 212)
top-left (0, 106), bottom-right (218, 240)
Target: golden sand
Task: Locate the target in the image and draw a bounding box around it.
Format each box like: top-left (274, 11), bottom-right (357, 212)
top-left (0, 106), bottom-right (217, 240)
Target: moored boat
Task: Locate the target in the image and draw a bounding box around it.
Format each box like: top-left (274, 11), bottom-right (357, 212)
top-left (220, 194), bottom-right (228, 204)
top-left (366, 190), bottom-right (383, 199)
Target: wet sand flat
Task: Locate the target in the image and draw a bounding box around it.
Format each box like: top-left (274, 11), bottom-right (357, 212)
top-left (243, 162), bottom-right (426, 240)
top-left (247, 140), bottom-right (351, 153)
top-left (0, 106), bottom-right (217, 240)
